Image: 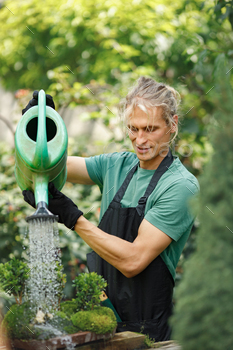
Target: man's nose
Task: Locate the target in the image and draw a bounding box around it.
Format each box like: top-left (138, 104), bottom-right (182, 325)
top-left (136, 130), bottom-right (147, 144)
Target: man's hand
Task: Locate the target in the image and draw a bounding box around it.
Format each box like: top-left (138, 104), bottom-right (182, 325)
top-left (22, 183), bottom-right (83, 230)
top-left (22, 90), bottom-right (55, 115)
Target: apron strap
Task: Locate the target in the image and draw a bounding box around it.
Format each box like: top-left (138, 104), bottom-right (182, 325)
top-left (136, 149), bottom-right (174, 216)
top-left (111, 162), bottom-right (139, 204)
top-left (111, 148), bottom-right (173, 212)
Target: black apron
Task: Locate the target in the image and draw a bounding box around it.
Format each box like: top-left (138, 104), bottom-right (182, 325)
top-left (87, 150), bottom-right (174, 341)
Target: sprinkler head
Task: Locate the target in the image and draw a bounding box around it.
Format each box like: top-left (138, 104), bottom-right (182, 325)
top-left (26, 201), bottom-right (58, 222)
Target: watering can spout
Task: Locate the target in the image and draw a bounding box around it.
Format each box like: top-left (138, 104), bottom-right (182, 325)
top-left (33, 90), bottom-right (50, 169)
top-left (26, 201), bottom-right (58, 222)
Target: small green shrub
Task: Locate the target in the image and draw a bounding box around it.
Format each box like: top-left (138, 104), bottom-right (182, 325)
top-left (71, 306), bottom-right (117, 334)
top-left (72, 272), bottom-right (107, 311)
top-left (0, 258), bottom-right (29, 304)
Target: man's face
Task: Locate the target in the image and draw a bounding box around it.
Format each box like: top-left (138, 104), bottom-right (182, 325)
top-left (127, 106), bottom-right (177, 169)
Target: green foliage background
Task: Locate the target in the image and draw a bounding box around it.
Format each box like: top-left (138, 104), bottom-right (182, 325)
top-left (171, 54), bottom-right (233, 350)
top-left (0, 0), bottom-right (233, 321)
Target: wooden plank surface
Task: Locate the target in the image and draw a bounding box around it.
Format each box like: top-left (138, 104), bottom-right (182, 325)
top-left (74, 331), bottom-right (147, 350)
top-left (10, 331), bottom-right (181, 350)
top-left (148, 340), bottom-right (181, 350)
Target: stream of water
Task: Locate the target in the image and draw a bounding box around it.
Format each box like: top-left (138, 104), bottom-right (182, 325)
top-left (26, 218), bottom-right (76, 349)
top-left (27, 217), bottom-right (61, 313)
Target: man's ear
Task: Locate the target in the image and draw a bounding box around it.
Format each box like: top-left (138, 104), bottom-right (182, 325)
top-left (170, 115), bottom-right (178, 133)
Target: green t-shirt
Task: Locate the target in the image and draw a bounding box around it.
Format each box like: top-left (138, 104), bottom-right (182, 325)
top-left (85, 152), bottom-right (199, 280)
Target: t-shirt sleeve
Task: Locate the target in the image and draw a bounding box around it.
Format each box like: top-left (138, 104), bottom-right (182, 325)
top-left (85, 152), bottom-right (128, 191)
top-left (145, 178), bottom-right (199, 241)
top-left (85, 154), bottom-right (108, 191)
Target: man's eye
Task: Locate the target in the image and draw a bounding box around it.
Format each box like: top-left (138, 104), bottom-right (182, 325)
top-left (128, 126), bottom-right (137, 132)
top-left (146, 127), bottom-right (157, 132)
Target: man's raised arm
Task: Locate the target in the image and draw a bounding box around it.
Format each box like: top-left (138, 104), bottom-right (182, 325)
top-left (67, 156), bottom-right (95, 185)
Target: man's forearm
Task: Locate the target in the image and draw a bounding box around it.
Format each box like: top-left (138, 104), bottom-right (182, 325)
top-left (74, 216), bottom-right (139, 277)
top-left (74, 216), bottom-right (172, 278)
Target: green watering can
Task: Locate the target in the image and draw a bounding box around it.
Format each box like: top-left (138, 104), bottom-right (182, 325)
top-left (15, 90), bottom-right (68, 221)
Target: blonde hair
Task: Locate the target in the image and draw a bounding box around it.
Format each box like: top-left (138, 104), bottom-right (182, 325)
top-left (120, 76), bottom-right (181, 142)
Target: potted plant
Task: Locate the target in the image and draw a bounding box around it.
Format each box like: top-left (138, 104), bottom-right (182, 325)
top-left (0, 259), bottom-right (117, 349)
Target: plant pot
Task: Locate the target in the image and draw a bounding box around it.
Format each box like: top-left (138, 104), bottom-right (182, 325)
top-left (11, 328), bottom-right (116, 350)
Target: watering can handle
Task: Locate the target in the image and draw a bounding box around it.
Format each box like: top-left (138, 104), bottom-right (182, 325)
top-left (33, 90), bottom-right (50, 169)
top-left (33, 90), bottom-right (51, 206)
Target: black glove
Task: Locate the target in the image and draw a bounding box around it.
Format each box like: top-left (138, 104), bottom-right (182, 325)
top-left (22, 90), bottom-right (55, 115)
top-left (22, 183), bottom-right (83, 230)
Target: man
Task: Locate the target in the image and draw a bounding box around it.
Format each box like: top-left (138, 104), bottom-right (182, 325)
top-left (23, 77), bottom-right (199, 341)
